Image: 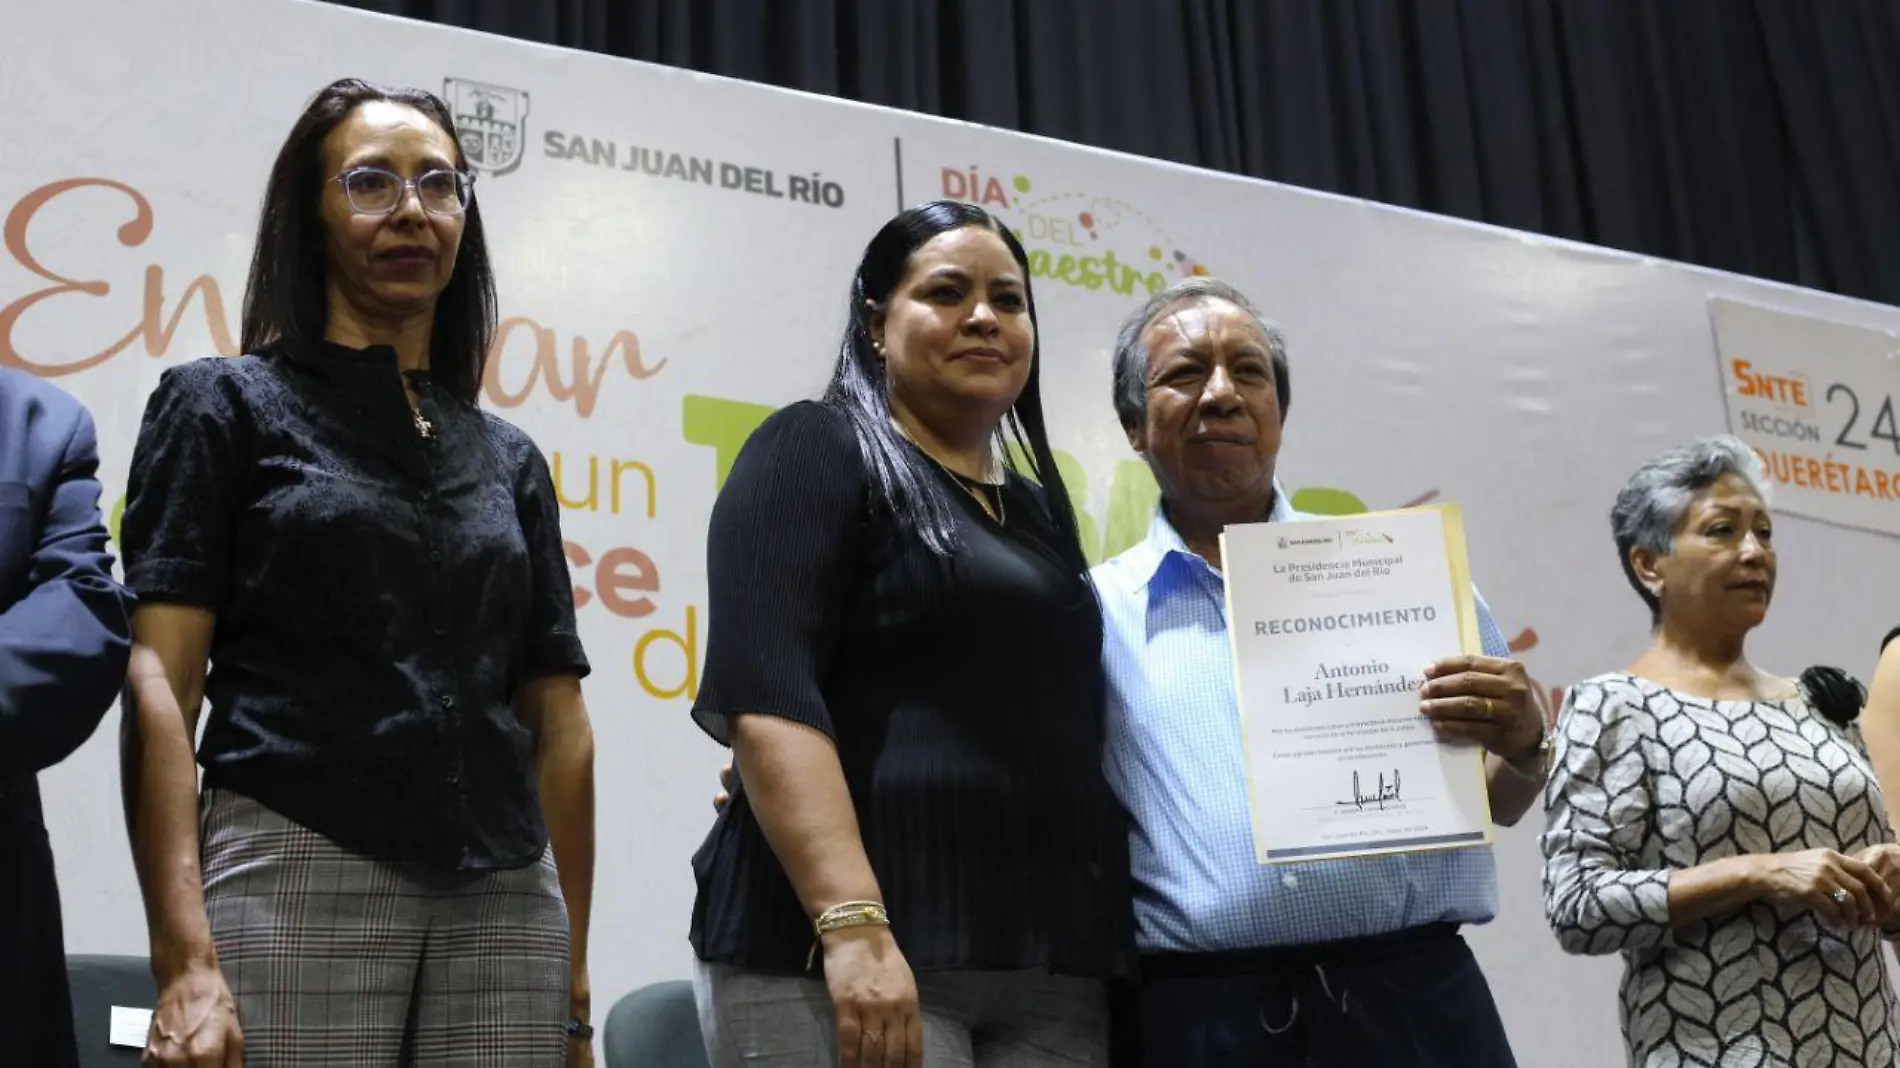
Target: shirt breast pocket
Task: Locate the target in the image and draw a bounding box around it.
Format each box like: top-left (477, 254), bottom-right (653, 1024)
top-left (0, 482), bottom-right (34, 601)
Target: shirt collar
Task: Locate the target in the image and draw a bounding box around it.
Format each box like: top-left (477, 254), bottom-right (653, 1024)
top-left (1129, 477), bottom-right (1296, 590)
top-left (268, 336), bottom-right (445, 396)
top-left (269, 335), bottom-right (412, 375)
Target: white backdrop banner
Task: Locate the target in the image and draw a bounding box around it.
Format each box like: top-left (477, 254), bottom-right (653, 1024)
top-left (4, 2), bottom-right (1898, 1065)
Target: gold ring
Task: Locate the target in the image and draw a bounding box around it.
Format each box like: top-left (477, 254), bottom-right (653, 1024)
top-left (1483, 697), bottom-right (1497, 719)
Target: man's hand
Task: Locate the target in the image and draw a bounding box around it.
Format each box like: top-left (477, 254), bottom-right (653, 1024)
top-left (1420, 655), bottom-right (1542, 765)
top-left (713, 762), bottom-right (733, 813)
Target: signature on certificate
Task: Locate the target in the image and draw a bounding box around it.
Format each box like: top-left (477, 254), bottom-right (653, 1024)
top-left (1336, 768), bottom-right (1403, 811)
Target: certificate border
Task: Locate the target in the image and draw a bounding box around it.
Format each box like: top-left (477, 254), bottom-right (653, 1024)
top-left (1266, 829), bottom-right (1490, 861)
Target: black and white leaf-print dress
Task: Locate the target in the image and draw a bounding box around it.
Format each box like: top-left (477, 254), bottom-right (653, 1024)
top-left (1542, 673), bottom-right (1900, 1067)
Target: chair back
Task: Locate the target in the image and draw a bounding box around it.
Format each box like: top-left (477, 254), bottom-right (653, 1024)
top-left (66, 954), bottom-right (155, 1068)
top-left (602, 979), bottom-right (711, 1068)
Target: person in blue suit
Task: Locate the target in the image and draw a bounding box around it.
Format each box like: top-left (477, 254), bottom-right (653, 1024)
top-left (0, 366), bottom-right (136, 1066)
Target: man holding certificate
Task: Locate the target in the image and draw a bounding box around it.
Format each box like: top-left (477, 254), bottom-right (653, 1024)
top-left (1096, 278), bottom-right (1548, 1066)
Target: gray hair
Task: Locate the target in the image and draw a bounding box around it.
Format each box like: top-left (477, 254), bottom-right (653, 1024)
top-left (1110, 277), bottom-right (1291, 428)
top-left (1610, 435), bottom-right (1772, 618)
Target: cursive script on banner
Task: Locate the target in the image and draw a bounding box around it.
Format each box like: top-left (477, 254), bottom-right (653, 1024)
top-left (0, 177), bottom-right (238, 375)
top-left (484, 316), bottom-right (665, 418)
top-left (0, 176), bottom-right (660, 416)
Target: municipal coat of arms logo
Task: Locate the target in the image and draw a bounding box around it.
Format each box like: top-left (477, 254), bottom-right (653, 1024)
top-left (444, 78), bottom-right (530, 177)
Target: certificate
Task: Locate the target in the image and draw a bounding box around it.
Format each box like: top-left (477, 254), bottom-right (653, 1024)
top-left (1219, 505), bottom-right (1492, 863)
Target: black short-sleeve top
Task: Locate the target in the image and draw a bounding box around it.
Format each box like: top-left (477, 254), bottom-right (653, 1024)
top-left (120, 340), bottom-right (589, 871)
top-left (688, 401), bottom-right (1135, 978)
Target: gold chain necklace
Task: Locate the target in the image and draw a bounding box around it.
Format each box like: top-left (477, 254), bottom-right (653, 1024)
top-left (943, 463), bottom-right (1006, 526)
top-left (893, 421), bottom-right (1005, 525)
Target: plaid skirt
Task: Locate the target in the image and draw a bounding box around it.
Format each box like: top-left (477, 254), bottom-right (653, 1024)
top-left (200, 787), bottom-right (570, 1067)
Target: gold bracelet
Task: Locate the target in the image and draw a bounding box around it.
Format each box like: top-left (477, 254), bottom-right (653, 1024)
top-left (806, 900), bottom-right (890, 969)
top-left (814, 900), bottom-right (888, 936)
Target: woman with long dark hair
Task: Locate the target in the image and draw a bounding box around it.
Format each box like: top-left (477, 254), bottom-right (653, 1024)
top-left (119, 78), bottom-right (597, 1067)
top-left (688, 200), bottom-right (1133, 1067)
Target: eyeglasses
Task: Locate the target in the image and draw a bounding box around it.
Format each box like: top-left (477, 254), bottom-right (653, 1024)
top-left (330, 166), bottom-right (475, 216)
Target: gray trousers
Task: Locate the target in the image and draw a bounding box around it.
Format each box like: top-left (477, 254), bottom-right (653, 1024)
top-left (200, 787), bottom-right (571, 1067)
top-left (695, 959), bottom-right (1108, 1067)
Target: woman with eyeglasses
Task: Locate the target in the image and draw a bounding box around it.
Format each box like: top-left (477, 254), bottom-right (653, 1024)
top-left (119, 78), bottom-right (597, 1068)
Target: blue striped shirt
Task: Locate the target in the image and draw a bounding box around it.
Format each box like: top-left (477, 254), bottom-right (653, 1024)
top-left (1093, 487), bottom-right (1509, 953)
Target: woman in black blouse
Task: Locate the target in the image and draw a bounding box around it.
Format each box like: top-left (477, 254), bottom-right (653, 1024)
top-left (119, 79), bottom-right (597, 1068)
top-left (689, 200), bottom-right (1133, 1068)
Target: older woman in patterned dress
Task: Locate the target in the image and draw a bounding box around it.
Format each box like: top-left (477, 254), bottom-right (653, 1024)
top-left (1542, 436), bottom-right (1900, 1067)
